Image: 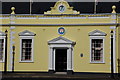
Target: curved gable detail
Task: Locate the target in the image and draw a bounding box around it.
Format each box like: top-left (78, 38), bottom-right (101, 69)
top-left (44, 0), bottom-right (80, 14)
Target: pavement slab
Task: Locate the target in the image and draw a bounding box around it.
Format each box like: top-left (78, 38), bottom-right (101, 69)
top-left (1, 72), bottom-right (120, 80)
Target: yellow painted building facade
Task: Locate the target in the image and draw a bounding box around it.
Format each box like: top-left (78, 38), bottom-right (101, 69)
top-left (0, 0), bottom-right (120, 74)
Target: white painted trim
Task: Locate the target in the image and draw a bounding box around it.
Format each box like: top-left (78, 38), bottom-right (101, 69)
top-left (19, 61), bottom-right (34, 63)
top-left (67, 48), bottom-right (72, 70)
top-left (89, 36), bottom-right (105, 63)
top-left (16, 17), bottom-right (37, 19)
top-left (39, 17), bottom-right (86, 19)
top-left (0, 36), bottom-right (6, 39)
top-left (19, 36), bottom-right (35, 38)
top-left (0, 36), bottom-right (6, 63)
top-left (9, 30), bottom-right (16, 71)
top-left (49, 44), bottom-right (72, 48)
top-left (63, 17), bottom-right (86, 19)
top-left (111, 14), bottom-right (117, 23)
top-left (88, 17), bottom-right (110, 19)
top-left (19, 36), bottom-right (34, 63)
top-left (48, 47), bottom-right (55, 70)
top-left (110, 26), bottom-right (116, 73)
top-left (113, 30), bottom-right (116, 73)
top-left (0, 17), bottom-right (9, 19)
top-left (67, 48), bottom-right (69, 70)
top-left (53, 48), bottom-right (55, 70)
top-left (10, 27), bottom-right (16, 30)
top-left (90, 36), bottom-right (105, 39)
top-left (10, 22), bottom-right (15, 24)
top-left (111, 15), bottom-right (117, 20)
top-left (48, 47), bottom-right (52, 70)
top-left (72, 47), bottom-right (74, 70)
top-left (38, 17), bottom-right (61, 19)
top-left (110, 26), bottom-right (116, 29)
top-left (9, 15), bottom-right (16, 71)
top-left (90, 62), bottom-right (105, 64)
top-left (13, 17), bottom-right (110, 19)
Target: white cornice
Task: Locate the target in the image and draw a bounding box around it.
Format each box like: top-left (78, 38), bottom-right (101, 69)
top-left (0, 23), bottom-right (119, 26)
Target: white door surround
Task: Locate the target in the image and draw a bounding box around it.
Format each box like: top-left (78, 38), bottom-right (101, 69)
top-left (48, 36), bottom-right (75, 74)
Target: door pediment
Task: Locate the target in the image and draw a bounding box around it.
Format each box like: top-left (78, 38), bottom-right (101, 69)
top-left (48, 36), bottom-right (75, 45)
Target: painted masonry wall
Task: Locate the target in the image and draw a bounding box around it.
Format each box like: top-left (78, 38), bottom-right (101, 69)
top-left (0, 13), bottom-right (119, 73)
top-left (17, 26), bottom-right (111, 72)
top-left (0, 0), bottom-right (119, 73)
top-left (1, 25), bottom-right (112, 73)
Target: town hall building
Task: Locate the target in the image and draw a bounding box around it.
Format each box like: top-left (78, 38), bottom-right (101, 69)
top-left (0, 0), bottom-right (120, 75)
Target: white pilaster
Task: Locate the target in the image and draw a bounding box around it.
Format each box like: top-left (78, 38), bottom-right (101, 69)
top-left (113, 28), bottom-right (116, 73)
top-left (110, 11), bottom-right (117, 73)
top-left (49, 47), bottom-right (53, 70)
top-left (49, 47), bottom-right (56, 70)
top-left (67, 48), bottom-right (72, 70)
top-left (9, 14), bottom-right (15, 71)
top-left (53, 48), bottom-right (55, 70)
top-left (110, 26), bottom-right (116, 73)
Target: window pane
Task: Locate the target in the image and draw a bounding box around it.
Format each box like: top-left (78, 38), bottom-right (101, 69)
top-left (0, 39), bottom-right (4, 61)
top-left (91, 39), bottom-right (103, 62)
top-left (21, 39), bottom-right (32, 61)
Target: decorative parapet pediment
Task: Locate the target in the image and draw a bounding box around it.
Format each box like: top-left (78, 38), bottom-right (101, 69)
top-left (48, 36), bottom-right (76, 45)
top-left (44, 0), bottom-right (80, 14)
top-left (0, 31), bottom-right (6, 36)
top-left (18, 30), bottom-right (36, 36)
top-left (89, 30), bottom-right (107, 36)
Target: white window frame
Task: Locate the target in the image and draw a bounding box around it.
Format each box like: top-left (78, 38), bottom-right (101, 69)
top-left (19, 36), bottom-right (34, 63)
top-left (0, 36), bottom-right (5, 63)
top-left (90, 36), bottom-right (105, 63)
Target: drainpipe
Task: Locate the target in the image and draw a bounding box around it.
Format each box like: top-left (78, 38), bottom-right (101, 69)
top-left (111, 30), bottom-right (114, 78)
top-left (4, 30), bottom-right (8, 73)
top-left (12, 45), bottom-right (15, 72)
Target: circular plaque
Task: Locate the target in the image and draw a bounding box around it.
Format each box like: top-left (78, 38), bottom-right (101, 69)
top-left (59, 5), bottom-right (65, 12)
top-left (58, 27), bottom-right (65, 35)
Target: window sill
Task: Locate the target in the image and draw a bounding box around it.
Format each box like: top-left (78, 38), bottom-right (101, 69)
top-left (19, 61), bottom-right (34, 63)
top-left (0, 61), bottom-right (5, 63)
top-left (90, 62), bottom-right (105, 64)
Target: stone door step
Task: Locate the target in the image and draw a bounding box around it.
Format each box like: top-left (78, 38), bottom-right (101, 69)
top-left (55, 72), bottom-right (67, 74)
